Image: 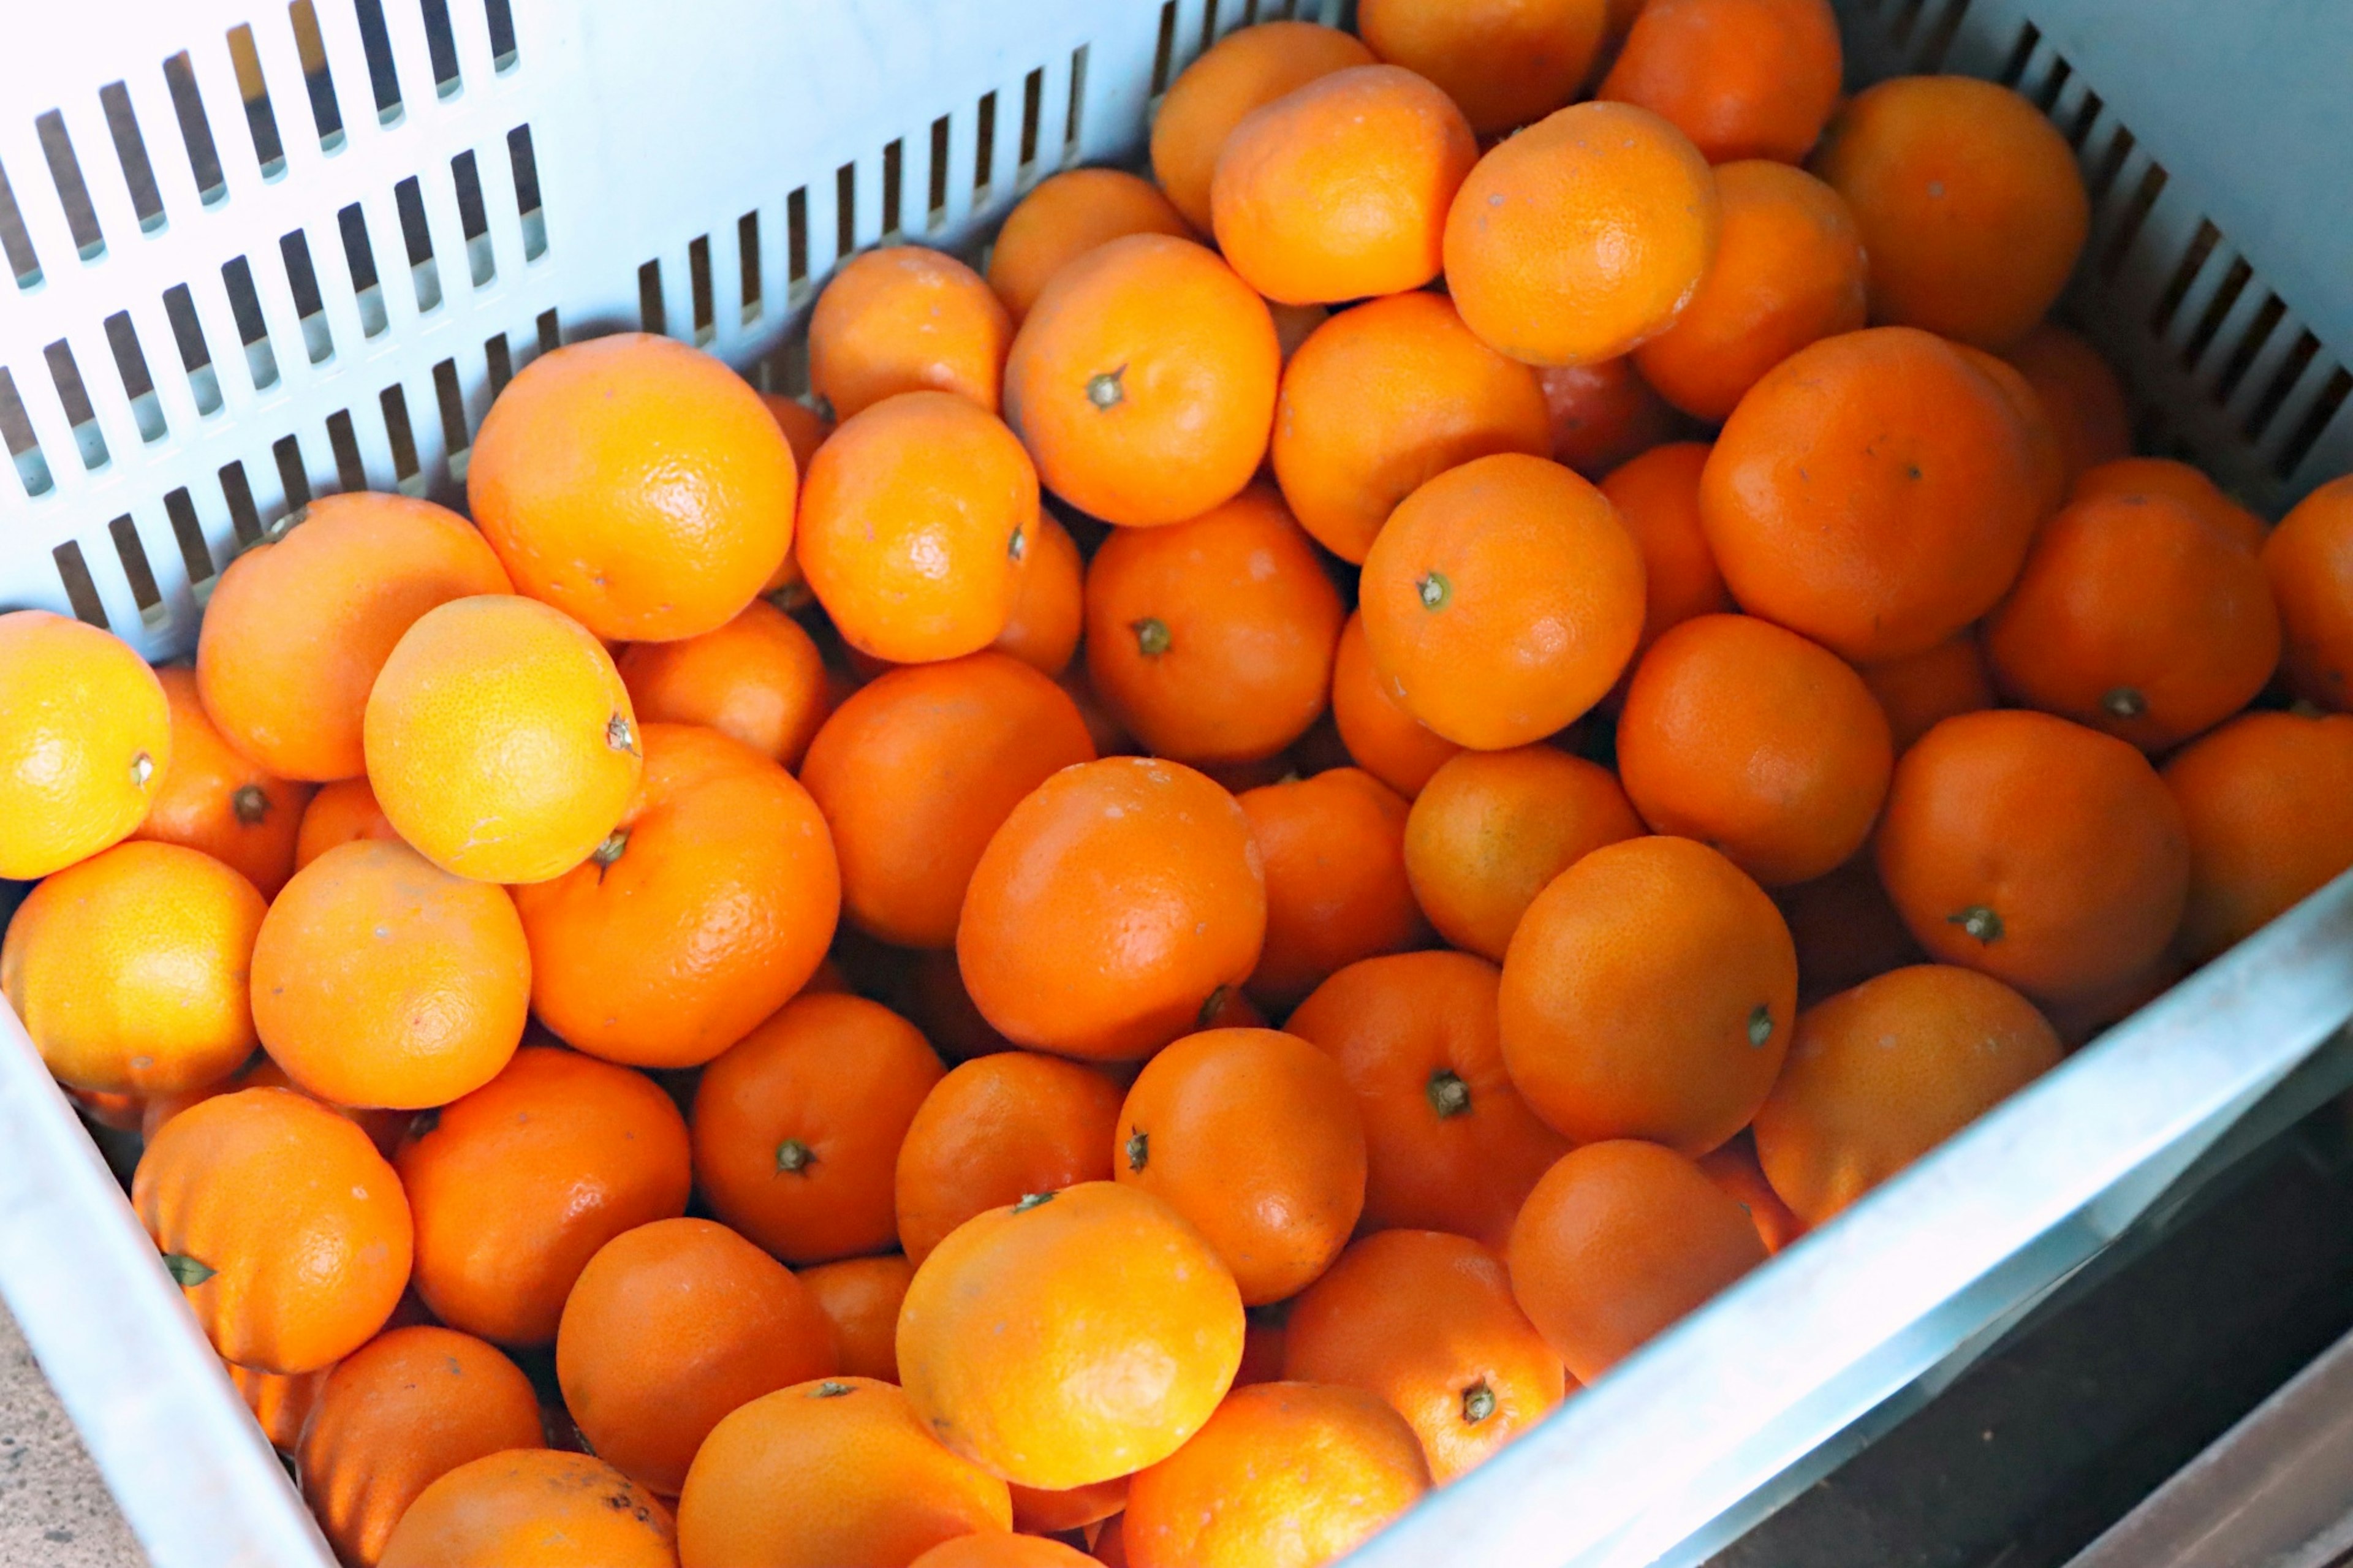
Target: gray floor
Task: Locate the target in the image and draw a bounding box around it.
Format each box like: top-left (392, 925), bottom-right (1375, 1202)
top-left (0, 1301), bottom-right (142, 1568)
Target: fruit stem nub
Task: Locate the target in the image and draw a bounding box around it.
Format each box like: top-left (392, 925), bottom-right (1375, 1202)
top-left (1462, 1379), bottom-right (1496, 1425)
top-left (161, 1252), bottom-right (215, 1287)
top-left (775, 1137), bottom-right (814, 1175)
top-left (1126, 1129), bottom-right (1150, 1172)
top-left (1417, 572), bottom-right (1450, 611)
top-left (232, 785), bottom-right (270, 825)
top-left (607, 712), bottom-right (639, 756)
top-left (592, 828), bottom-right (629, 880)
top-left (2102, 686), bottom-right (2148, 719)
top-left (1132, 617), bottom-right (1172, 657)
top-left (1747, 1005), bottom-right (1775, 1048)
top-left (1012, 1191), bottom-right (1056, 1213)
top-left (1427, 1069), bottom-right (1472, 1119)
top-left (1947, 905), bottom-right (2004, 944)
top-left (131, 751), bottom-right (155, 789)
top-left (1086, 366), bottom-right (1127, 411)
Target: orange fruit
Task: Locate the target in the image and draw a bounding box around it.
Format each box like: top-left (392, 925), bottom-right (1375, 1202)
top-left (1956, 344), bottom-right (2069, 521)
top-left (898, 1182), bottom-right (1245, 1489)
top-left (797, 390), bottom-right (1036, 663)
top-left (1774, 852), bottom-right (1927, 1006)
top-left (1010, 1476), bottom-right (1129, 1537)
top-left (2072, 456), bottom-right (2266, 553)
top-left (1507, 1140), bottom-right (1765, 1382)
top-left (298, 1325), bottom-right (544, 1567)
top-left (912, 1536), bottom-right (1099, 1568)
top-left (398, 1045), bottom-right (692, 1344)
top-left (691, 991), bottom-right (945, 1263)
top-left (2003, 324), bottom-right (2132, 485)
top-left (1985, 493), bottom-right (2280, 751)
top-left (1122, 1381), bottom-right (1429, 1568)
top-left (1271, 291), bottom-right (1551, 563)
top-left (895, 1051), bottom-right (1125, 1265)
top-left (1360, 453), bottom-right (1646, 749)
top-left (469, 333), bottom-right (794, 641)
top-left (132, 667), bottom-right (313, 898)
top-left (1501, 835), bottom-right (1796, 1153)
top-left (1116, 1029), bottom-right (1367, 1305)
top-left (1005, 235), bottom-right (1279, 529)
top-left (988, 169), bottom-right (1195, 325)
top-left (797, 1254), bottom-right (915, 1384)
top-left (958, 757), bottom-right (1267, 1061)
top-left (1697, 1133), bottom-right (1807, 1253)
top-left (1617, 613), bottom-right (1895, 885)
top-left (365, 595), bottom-right (643, 884)
top-left (1358, 0), bottom-right (1608, 137)
top-left (616, 599), bottom-right (833, 770)
top-left (1597, 0), bottom-right (1842, 164)
top-left (993, 509), bottom-right (1086, 676)
top-left (1632, 161), bottom-right (1866, 420)
top-left (138, 1051), bottom-right (407, 1160)
top-left (558, 1218), bottom-right (838, 1496)
top-left (1083, 484), bottom-right (1344, 765)
top-left (134, 1087), bottom-right (412, 1374)
top-left (1287, 951), bottom-right (1572, 1249)
top-left (294, 776), bottom-right (400, 870)
top-left (251, 840), bottom-right (529, 1109)
top-left (1235, 1311), bottom-right (1289, 1391)
top-left (809, 246), bottom-right (1012, 421)
top-left (1811, 76), bottom-right (2090, 348)
top-left (1237, 769), bottom-right (1428, 1010)
top-left (4, 841), bottom-right (263, 1096)
top-left (677, 1377), bottom-right (1010, 1568)
top-left (1857, 633), bottom-right (1996, 754)
top-left (2163, 710), bottom-right (2353, 962)
top-left (1753, 964), bottom-right (2062, 1223)
top-left (801, 652), bottom-right (1095, 949)
top-left (1329, 612), bottom-right (1464, 798)
top-left (228, 1360), bottom-right (328, 1454)
top-left (1875, 709), bottom-right (2189, 1002)
top-left (1402, 746), bottom-right (1643, 962)
top-left (1211, 64), bottom-right (1476, 306)
top-left (1597, 442), bottom-right (1733, 663)
top-left (0, 610), bottom-right (169, 878)
top-left (192, 493), bottom-right (509, 784)
top-left (1539, 358), bottom-right (1681, 478)
top-left (2264, 475), bottom-right (2353, 708)
top-left (1284, 1229), bottom-right (1563, 1482)
top-left (1094, 1513), bottom-right (1131, 1567)
top-left (378, 1450), bottom-right (676, 1568)
top-left (1149, 21), bottom-right (1377, 233)
top-left (755, 395), bottom-right (835, 600)
top-left (1444, 101), bottom-right (1722, 368)
top-left (1700, 326), bottom-right (2044, 662)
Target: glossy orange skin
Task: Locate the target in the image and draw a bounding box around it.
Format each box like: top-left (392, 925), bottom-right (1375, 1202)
top-left (1006, 235), bottom-right (1281, 529)
top-left (988, 170), bottom-right (1195, 325)
top-left (1697, 1133), bottom-right (1807, 1253)
top-left (913, 1536), bottom-right (1099, 1568)
top-left (895, 1051), bottom-right (1124, 1265)
top-left (958, 757), bottom-right (1268, 1061)
top-left (1507, 1140), bottom-right (1765, 1381)
top-left (2264, 476), bottom-right (2353, 708)
top-left (294, 777), bottom-right (400, 871)
top-left (1288, 952), bottom-right (1571, 1249)
top-left (1859, 633), bottom-right (1995, 754)
top-left (1773, 852), bottom-right (1927, 1006)
top-left (134, 1088), bottom-right (412, 1374)
top-left (1329, 612), bottom-right (1464, 798)
top-left (2163, 710), bottom-right (2353, 963)
top-left (1700, 326), bottom-right (2044, 663)
top-left (1361, 453), bottom-right (1647, 749)
top-left (1444, 101), bottom-right (1722, 368)
top-left (801, 653), bottom-right (1095, 949)
top-left (617, 600), bottom-right (833, 770)
top-left (194, 494), bottom-right (509, 784)
top-left (1211, 66), bottom-right (1476, 306)
top-left (1634, 162), bottom-right (1866, 421)
top-left (1010, 1475), bottom-right (1129, 1536)
top-left (1986, 494), bottom-right (2279, 751)
top-left (1358, 0), bottom-right (1607, 137)
top-left (691, 992), bottom-right (945, 1263)
top-left (398, 1046), bottom-right (691, 1344)
top-left (1123, 1382), bottom-right (1430, 1568)
top-left (2072, 458), bottom-right (2266, 554)
top-left (1812, 77), bottom-right (2089, 348)
top-left (5, 841), bottom-right (264, 1097)
top-left (797, 390), bottom-right (1036, 663)
top-left (1149, 22), bottom-right (1377, 233)
top-left (1597, 442), bottom-right (1734, 665)
top-left (0, 611), bottom-right (168, 881)
top-left (1237, 770), bottom-right (1430, 1011)
top-left (1539, 360), bottom-right (1681, 479)
top-left (1875, 709), bottom-right (2189, 1002)
top-left (378, 1450), bottom-right (676, 1568)
top-left (1284, 1229), bottom-right (1563, 1482)
top-left (810, 246), bottom-right (1011, 420)
top-left (1115, 1029), bottom-right (1366, 1305)
top-left (1501, 836), bottom-right (1797, 1154)
top-left (677, 1377), bottom-right (1010, 1568)
top-left (899, 1183), bottom-right (1246, 1489)
top-left (470, 333), bottom-right (793, 642)
top-left (1271, 292), bottom-right (1550, 563)
top-left (252, 840), bottom-right (529, 1110)
top-left (797, 1254), bottom-right (915, 1384)
top-left (1599, 0), bottom-right (1841, 164)
top-left (557, 1218), bottom-right (838, 1496)
top-left (133, 667), bottom-right (313, 898)
top-left (298, 1325), bottom-right (544, 1567)
top-left (1754, 964), bottom-right (2061, 1223)
top-left (2003, 324), bottom-right (2132, 485)
top-left (1085, 485), bottom-right (1344, 765)
top-left (227, 1360), bottom-right (328, 1453)
top-left (993, 510), bottom-right (1086, 676)
top-left (1618, 614), bottom-right (1895, 886)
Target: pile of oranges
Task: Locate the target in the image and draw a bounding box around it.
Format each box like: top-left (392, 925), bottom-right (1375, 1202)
top-left (9, 2), bottom-right (2353, 1565)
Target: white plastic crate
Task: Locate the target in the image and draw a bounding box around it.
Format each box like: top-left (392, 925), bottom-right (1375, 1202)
top-left (1, 2), bottom-right (2350, 1566)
